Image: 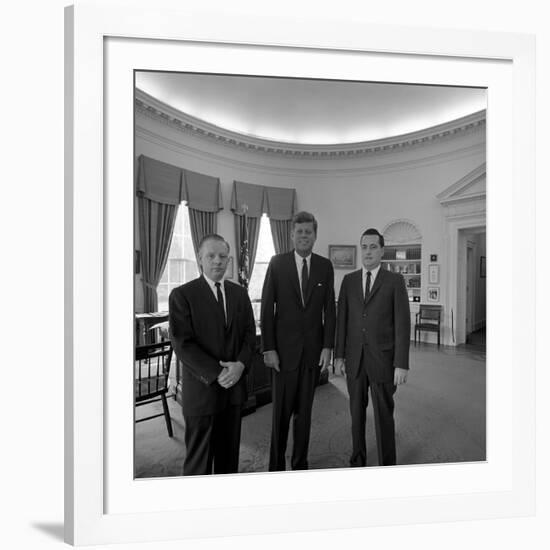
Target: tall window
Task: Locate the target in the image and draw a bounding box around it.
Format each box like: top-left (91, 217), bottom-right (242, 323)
top-left (157, 206), bottom-right (199, 311)
top-left (248, 214), bottom-right (276, 321)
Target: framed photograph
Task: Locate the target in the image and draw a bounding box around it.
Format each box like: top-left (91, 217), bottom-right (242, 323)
top-left (328, 245), bottom-right (357, 269)
top-left (480, 255), bottom-right (486, 278)
top-left (428, 264), bottom-right (440, 284)
top-left (66, 3), bottom-right (535, 546)
top-left (427, 287), bottom-right (440, 302)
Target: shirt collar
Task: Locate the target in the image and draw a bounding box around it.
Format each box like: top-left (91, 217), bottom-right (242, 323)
top-left (362, 264), bottom-right (381, 281)
top-left (294, 250), bottom-right (312, 265)
top-left (203, 274), bottom-right (224, 291)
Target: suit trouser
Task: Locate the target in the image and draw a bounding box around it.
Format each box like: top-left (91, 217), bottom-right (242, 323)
top-left (269, 355), bottom-right (320, 471)
top-left (347, 346), bottom-right (397, 467)
top-left (183, 404), bottom-right (242, 475)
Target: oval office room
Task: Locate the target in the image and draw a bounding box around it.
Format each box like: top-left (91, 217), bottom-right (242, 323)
top-left (133, 72), bottom-right (487, 478)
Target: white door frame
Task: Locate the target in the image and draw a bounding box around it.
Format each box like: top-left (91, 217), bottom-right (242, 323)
top-left (444, 214), bottom-right (485, 345)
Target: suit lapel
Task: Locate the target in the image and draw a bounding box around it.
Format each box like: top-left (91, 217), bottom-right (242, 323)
top-left (286, 252), bottom-right (302, 305)
top-left (199, 276), bottom-right (226, 327)
top-left (350, 269), bottom-right (363, 305)
top-left (364, 267), bottom-right (387, 306)
top-left (303, 253), bottom-right (319, 306)
top-left (224, 280), bottom-right (234, 331)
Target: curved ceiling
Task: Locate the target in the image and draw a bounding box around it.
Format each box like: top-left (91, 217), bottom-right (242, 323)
top-left (136, 72), bottom-right (486, 145)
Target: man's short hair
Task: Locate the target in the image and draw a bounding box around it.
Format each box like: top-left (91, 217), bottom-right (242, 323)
top-left (198, 233), bottom-right (230, 254)
top-left (292, 211), bottom-right (318, 234)
top-left (361, 228), bottom-right (385, 248)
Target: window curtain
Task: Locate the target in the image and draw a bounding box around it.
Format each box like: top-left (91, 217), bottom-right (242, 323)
top-left (137, 156), bottom-right (184, 312)
top-left (269, 219), bottom-right (293, 254)
top-left (188, 208), bottom-right (217, 261)
top-left (265, 186), bottom-right (297, 254)
top-left (136, 156), bottom-right (223, 311)
top-left (234, 214), bottom-right (260, 277)
top-left (231, 181), bottom-right (265, 278)
top-left (183, 169), bottom-right (223, 260)
top-left (138, 197), bottom-right (179, 312)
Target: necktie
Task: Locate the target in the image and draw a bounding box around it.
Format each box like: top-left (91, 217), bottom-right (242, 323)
top-left (215, 282), bottom-right (226, 324)
top-left (301, 258), bottom-right (309, 304)
top-left (364, 271), bottom-right (371, 302)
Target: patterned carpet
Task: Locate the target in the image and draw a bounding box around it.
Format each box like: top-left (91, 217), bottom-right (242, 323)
top-left (135, 343), bottom-right (486, 478)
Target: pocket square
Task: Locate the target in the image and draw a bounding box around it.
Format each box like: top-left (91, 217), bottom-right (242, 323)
top-left (317, 283), bottom-right (323, 286)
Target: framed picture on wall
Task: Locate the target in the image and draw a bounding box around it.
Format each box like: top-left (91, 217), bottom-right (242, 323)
top-left (428, 264), bottom-right (440, 284)
top-left (328, 245), bottom-right (357, 269)
top-left (427, 287), bottom-right (440, 302)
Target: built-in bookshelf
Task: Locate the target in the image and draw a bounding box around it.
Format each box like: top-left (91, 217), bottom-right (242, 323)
top-left (381, 245), bottom-right (422, 302)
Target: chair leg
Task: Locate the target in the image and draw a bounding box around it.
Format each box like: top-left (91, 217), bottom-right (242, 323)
top-left (437, 330), bottom-right (440, 347)
top-left (160, 394), bottom-right (173, 438)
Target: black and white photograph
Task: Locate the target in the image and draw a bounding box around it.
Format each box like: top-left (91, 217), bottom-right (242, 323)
top-left (133, 71), bottom-right (487, 478)
top-left (5, 0), bottom-right (543, 546)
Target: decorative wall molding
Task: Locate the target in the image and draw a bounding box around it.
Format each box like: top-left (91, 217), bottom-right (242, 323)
top-left (382, 219), bottom-right (422, 244)
top-left (136, 123), bottom-right (485, 179)
top-left (438, 163), bottom-right (486, 221)
top-left (136, 89), bottom-right (486, 161)
top-left (437, 163), bottom-right (486, 206)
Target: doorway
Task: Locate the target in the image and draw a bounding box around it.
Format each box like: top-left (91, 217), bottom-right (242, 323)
top-left (457, 228), bottom-right (486, 347)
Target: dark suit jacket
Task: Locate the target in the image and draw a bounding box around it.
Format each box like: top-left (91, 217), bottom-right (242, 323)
top-left (169, 276), bottom-right (256, 416)
top-left (260, 251), bottom-right (336, 372)
top-left (335, 268), bottom-right (410, 383)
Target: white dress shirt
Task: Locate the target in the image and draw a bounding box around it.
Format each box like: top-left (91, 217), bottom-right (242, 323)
top-left (362, 264), bottom-right (381, 299)
top-left (203, 275), bottom-right (227, 319)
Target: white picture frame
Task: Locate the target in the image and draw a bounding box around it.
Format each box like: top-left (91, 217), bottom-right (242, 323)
top-left (427, 287), bottom-right (440, 303)
top-left (428, 264), bottom-right (440, 284)
top-left (65, 2), bottom-right (535, 546)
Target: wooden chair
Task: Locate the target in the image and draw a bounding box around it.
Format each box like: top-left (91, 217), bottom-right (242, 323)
top-left (135, 341), bottom-right (174, 437)
top-left (414, 305), bottom-right (442, 347)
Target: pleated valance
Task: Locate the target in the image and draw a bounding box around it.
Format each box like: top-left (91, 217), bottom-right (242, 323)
top-left (183, 169), bottom-right (223, 212)
top-left (137, 155), bottom-right (184, 206)
top-left (230, 181), bottom-right (297, 220)
top-left (230, 181), bottom-right (266, 217)
top-left (264, 186), bottom-right (297, 221)
top-left (137, 155), bottom-right (222, 211)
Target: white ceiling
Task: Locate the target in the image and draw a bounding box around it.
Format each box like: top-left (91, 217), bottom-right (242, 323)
top-left (136, 72), bottom-right (486, 145)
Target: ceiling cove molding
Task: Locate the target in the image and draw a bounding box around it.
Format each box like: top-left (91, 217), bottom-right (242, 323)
top-left (135, 89), bottom-right (486, 160)
top-left (136, 125), bottom-right (484, 178)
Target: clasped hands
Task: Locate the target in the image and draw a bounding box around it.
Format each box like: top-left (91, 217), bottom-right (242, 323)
top-left (217, 360), bottom-right (245, 389)
top-left (263, 348), bottom-right (332, 373)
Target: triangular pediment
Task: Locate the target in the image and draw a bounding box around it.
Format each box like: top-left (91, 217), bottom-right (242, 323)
top-left (437, 163), bottom-right (486, 205)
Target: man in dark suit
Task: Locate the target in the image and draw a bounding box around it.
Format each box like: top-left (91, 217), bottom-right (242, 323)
top-left (169, 234), bottom-right (256, 476)
top-left (261, 211), bottom-right (336, 471)
top-left (335, 228), bottom-right (410, 467)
